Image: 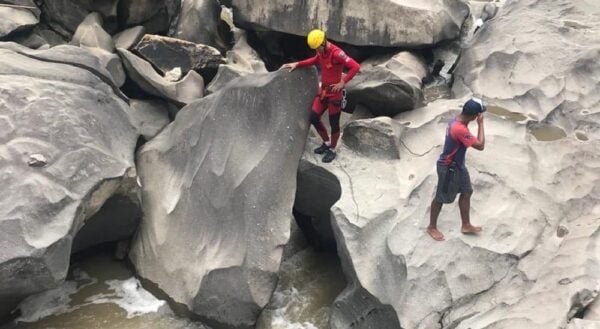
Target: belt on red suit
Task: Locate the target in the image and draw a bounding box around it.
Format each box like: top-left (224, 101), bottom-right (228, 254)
top-left (319, 85), bottom-right (342, 99)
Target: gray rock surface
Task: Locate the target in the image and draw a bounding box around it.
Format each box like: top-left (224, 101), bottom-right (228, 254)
top-left (130, 68), bottom-right (318, 329)
top-left (41, 0), bottom-right (119, 38)
top-left (342, 117), bottom-right (405, 160)
top-left (126, 99), bottom-right (171, 140)
top-left (70, 12), bottom-right (115, 52)
top-left (230, 0), bottom-right (469, 47)
top-left (206, 29), bottom-right (266, 95)
top-left (118, 0), bottom-right (180, 34)
top-left (84, 47), bottom-right (126, 87)
top-left (0, 5), bottom-right (39, 38)
top-left (0, 42), bottom-right (138, 319)
top-left (346, 51), bottom-right (427, 117)
top-left (133, 34), bottom-right (224, 75)
top-left (118, 48), bottom-right (204, 105)
top-left (170, 0), bottom-right (230, 52)
top-left (113, 26), bottom-right (146, 50)
top-left (300, 91), bottom-right (600, 328)
top-left (453, 0), bottom-right (600, 120)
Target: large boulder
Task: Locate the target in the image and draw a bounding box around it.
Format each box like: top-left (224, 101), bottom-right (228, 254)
top-left (170, 0), bottom-right (231, 52)
top-left (346, 51), bottom-right (427, 117)
top-left (300, 93), bottom-right (600, 329)
top-left (0, 1), bottom-right (39, 38)
top-left (129, 68), bottom-right (318, 329)
top-left (230, 0), bottom-right (469, 47)
top-left (118, 48), bottom-right (204, 105)
top-left (0, 42), bottom-right (138, 319)
top-left (132, 34), bottom-right (224, 75)
top-left (452, 0), bottom-right (600, 120)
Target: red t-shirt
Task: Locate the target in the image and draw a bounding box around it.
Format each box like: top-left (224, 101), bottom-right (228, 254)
top-left (438, 118), bottom-right (477, 168)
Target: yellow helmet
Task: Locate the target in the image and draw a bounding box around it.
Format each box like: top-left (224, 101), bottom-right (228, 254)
top-left (307, 29), bottom-right (325, 49)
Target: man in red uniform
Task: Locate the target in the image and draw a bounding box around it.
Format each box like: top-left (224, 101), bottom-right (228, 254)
top-left (281, 29), bottom-right (360, 163)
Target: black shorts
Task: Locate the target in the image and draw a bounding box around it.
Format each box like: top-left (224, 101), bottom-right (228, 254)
top-left (434, 163), bottom-right (473, 204)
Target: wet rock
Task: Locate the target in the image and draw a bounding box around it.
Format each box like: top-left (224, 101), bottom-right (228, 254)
top-left (133, 34), bottom-right (224, 76)
top-left (70, 12), bottom-right (114, 52)
top-left (130, 68), bottom-right (318, 329)
top-left (346, 51), bottom-right (427, 117)
top-left (293, 160), bottom-right (341, 251)
top-left (113, 26), bottom-right (146, 50)
top-left (117, 48), bottom-right (204, 105)
top-left (230, 0), bottom-right (469, 47)
top-left (0, 42), bottom-right (138, 320)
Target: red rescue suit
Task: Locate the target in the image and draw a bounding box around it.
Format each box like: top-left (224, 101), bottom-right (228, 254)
top-left (296, 42), bottom-right (360, 148)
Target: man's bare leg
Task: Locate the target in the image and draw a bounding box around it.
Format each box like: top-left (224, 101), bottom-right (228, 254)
top-left (459, 191), bottom-right (482, 234)
top-left (427, 200), bottom-right (445, 241)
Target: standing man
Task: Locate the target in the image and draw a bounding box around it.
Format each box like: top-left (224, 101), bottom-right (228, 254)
top-left (427, 98), bottom-right (486, 241)
top-left (281, 29), bottom-right (360, 163)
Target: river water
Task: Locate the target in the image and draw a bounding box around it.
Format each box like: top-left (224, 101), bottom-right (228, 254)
top-left (2, 238), bottom-right (344, 329)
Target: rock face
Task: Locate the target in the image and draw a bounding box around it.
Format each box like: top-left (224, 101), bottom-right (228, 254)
top-left (133, 34), bottom-right (224, 75)
top-left (118, 48), bottom-right (204, 105)
top-left (300, 90), bottom-right (600, 328)
top-left (41, 0), bottom-right (120, 37)
top-left (0, 42), bottom-right (138, 319)
top-left (346, 51), bottom-right (427, 117)
top-left (130, 69), bottom-right (318, 329)
top-left (70, 12), bottom-right (115, 52)
top-left (118, 0), bottom-right (180, 34)
top-left (206, 29), bottom-right (267, 95)
top-left (0, 2), bottom-right (39, 38)
top-left (453, 0), bottom-right (600, 120)
top-left (230, 0), bottom-right (469, 47)
top-left (125, 99), bottom-right (171, 140)
top-left (170, 0), bottom-right (230, 52)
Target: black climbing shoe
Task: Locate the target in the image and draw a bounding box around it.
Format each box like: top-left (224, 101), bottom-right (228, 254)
top-left (322, 149), bottom-right (336, 163)
top-left (313, 143), bottom-right (329, 154)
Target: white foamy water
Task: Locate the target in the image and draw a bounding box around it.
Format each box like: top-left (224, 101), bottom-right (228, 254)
top-left (256, 247), bottom-right (345, 329)
top-left (86, 278), bottom-right (165, 318)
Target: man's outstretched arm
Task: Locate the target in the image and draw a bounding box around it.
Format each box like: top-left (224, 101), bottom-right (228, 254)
top-left (281, 55), bottom-right (318, 71)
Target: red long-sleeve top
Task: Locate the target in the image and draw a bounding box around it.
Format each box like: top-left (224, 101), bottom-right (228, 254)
top-left (296, 41), bottom-right (360, 86)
